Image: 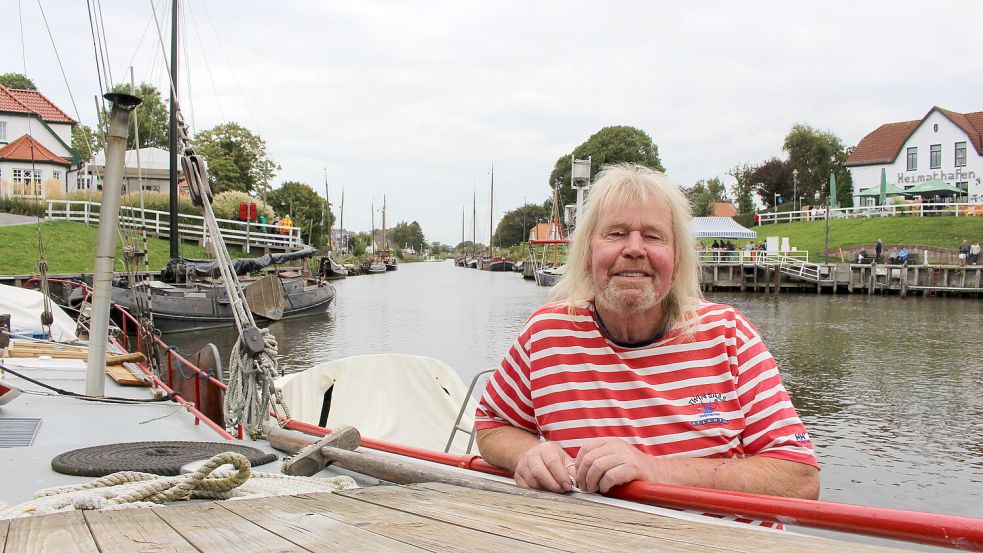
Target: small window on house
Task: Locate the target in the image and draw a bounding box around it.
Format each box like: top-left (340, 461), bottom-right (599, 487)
top-left (52, 171), bottom-right (62, 181)
top-left (930, 144), bottom-right (942, 169)
top-left (907, 147), bottom-right (917, 171)
top-left (12, 169), bottom-right (24, 182)
top-left (0, 121), bottom-right (7, 141)
top-left (955, 142), bottom-right (967, 167)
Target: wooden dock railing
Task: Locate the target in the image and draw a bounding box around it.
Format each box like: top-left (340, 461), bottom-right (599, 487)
top-left (757, 202), bottom-right (983, 225)
top-left (45, 199), bottom-right (304, 252)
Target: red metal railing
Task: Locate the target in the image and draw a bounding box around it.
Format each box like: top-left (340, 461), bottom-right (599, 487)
top-left (112, 305), bottom-right (241, 440)
top-left (279, 417), bottom-right (983, 551)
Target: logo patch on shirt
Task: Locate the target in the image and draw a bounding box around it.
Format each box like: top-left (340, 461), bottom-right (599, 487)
top-left (688, 395), bottom-right (729, 427)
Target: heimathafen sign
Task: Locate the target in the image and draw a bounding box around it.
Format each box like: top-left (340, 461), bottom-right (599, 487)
top-left (898, 169), bottom-right (978, 185)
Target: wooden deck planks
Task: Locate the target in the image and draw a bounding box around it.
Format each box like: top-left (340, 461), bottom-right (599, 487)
top-left (4, 482), bottom-right (909, 552)
top-left (354, 483), bottom-right (908, 552)
top-left (4, 511), bottom-right (100, 553)
top-left (218, 494), bottom-right (427, 552)
top-left (286, 492), bottom-right (562, 552)
top-left (152, 502), bottom-right (307, 553)
top-left (82, 508), bottom-right (197, 553)
top-left (342, 483), bottom-right (718, 553)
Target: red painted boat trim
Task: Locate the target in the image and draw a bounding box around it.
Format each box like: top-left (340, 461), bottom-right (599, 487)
top-left (280, 418), bottom-right (983, 551)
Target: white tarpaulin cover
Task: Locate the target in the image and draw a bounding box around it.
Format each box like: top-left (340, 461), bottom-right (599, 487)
top-left (275, 354), bottom-right (477, 454)
top-left (0, 284), bottom-right (78, 342)
top-left (690, 217), bottom-right (757, 239)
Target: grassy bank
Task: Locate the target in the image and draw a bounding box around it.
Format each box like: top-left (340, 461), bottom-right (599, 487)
top-left (0, 221), bottom-right (228, 275)
top-left (751, 216), bottom-right (983, 258)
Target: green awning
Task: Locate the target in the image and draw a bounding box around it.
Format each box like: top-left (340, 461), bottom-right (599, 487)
top-left (902, 179), bottom-right (965, 195)
top-left (857, 184), bottom-right (906, 196)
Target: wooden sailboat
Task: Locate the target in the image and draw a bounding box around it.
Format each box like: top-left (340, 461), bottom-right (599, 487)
top-left (532, 182), bottom-right (569, 286)
top-left (478, 164), bottom-right (513, 271)
top-left (381, 195), bottom-right (398, 271)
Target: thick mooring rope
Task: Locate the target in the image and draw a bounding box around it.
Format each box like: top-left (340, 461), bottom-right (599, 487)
top-left (223, 329), bottom-right (290, 438)
top-left (0, 451), bottom-right (356, 520)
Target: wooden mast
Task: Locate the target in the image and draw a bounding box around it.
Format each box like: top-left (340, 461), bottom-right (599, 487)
top-left (488, 163), bottom-right (494, 256)
top-left (382, 195), bottom-right (387, 254)
top-left (323, 168), bottom-right (331, 250)
top-left (551, 183), bottom-right (560, 266)
top-left (472, 189), bottom-right (476, 259)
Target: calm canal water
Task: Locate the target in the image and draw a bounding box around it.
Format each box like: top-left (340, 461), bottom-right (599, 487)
top-left (168, 261), bottom-right (982, 528)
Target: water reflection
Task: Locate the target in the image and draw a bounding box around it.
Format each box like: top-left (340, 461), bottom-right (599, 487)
top-left (168, 262), bottom-right (982, 521)
top-left (713, 291), bottom-right (983, 519)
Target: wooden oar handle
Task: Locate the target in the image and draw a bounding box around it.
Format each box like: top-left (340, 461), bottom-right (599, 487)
top-left (106, 352), bottom-right (147, 365)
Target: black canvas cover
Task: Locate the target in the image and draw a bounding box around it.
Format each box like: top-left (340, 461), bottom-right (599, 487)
top-left (163, 247), bottom-right (316, 282)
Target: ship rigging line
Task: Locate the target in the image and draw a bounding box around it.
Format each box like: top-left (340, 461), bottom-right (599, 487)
top-left (0, 364), bottom-right (174, 405)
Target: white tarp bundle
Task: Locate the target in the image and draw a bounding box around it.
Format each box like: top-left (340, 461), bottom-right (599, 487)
top-left (275, 354), bottom-right (477, 454)
top-left (0, 283), bottom-right (78, 342)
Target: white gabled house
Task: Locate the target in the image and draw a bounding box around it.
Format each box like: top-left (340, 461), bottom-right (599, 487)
top-left (845, 106), bottom-right (983, 205)
top-left (80, 146), bottom-right (182, 195)
top-left (0, 84), bottom-right (79, 199)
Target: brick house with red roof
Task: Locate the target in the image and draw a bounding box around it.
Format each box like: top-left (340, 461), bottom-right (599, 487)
top-left (844, 106), bottom-right (982, 205)
top-left (0, 84), bottom-right (79, 199)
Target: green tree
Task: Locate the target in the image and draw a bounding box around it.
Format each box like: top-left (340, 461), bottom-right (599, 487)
top-left (783, 123), bottom-right (853, 206)
top-left (266, 181), bottom-right (327, 248)
top-left (192, 122), bottom-right (279, 195)
top-left (0, 73), bottom-right (37, 90)
top-left (388, 221), bottom-right (426, 252)
top-left (685, 177), bottom-right (729, 217)
top-left (71, 124), bottom-right (102, 163)
top-left (547, 126), bottom-right (664, 207)
top-left (455, 240), bottom-right (476, 252)
top-left (750, 158), bottom-right (795, 208)
top-left (105, 82), bottom-right (169, 149)
top-left (494, 203), bottom-right (549, 247)
top-left (429, 241), bottom-right (452, 254)
top-left (728, 163), bottom-right (756, 215)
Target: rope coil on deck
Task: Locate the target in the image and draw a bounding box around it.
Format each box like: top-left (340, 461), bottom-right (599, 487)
top-left (1, 451), bottom-right (358, 520)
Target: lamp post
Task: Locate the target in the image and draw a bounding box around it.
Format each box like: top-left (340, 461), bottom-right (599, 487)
top-left (824, 179), bottom-right (831, 263)
top-left (570, 156), bottom-right (591, 229)
top-left (792, 168), bottom-right (799, 216)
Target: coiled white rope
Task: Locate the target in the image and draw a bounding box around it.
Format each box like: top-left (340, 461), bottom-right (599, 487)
top-left (223, 328), bottom-right (290, 438)
top-left (0, 451), bottom-right (355, 520)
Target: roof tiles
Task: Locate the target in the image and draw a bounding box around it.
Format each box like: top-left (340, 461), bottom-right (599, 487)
top-left (0, 134), bottom-right (71, 166)
top-left (0, 85), bottom-right (76, 124)
top-left (846, 107), bottom-right (983, 167)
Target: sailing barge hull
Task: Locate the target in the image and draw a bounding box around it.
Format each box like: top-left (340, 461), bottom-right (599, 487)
top-left (112, 278), bottom-right (335, 333)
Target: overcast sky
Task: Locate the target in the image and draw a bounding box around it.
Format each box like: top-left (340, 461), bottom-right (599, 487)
top-left (4, 1), bottom-right (981, 245)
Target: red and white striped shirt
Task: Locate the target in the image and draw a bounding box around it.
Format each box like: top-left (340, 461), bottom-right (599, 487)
top-left (476, 300), bottom-right (817, 468)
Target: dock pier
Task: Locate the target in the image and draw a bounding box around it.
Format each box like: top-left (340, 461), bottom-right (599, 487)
top-left (700, 255), bottom-right (983, 297)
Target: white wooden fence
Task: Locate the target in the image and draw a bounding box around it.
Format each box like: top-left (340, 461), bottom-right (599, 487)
top-left (45, 200), bottom-right (304, 252)
top-left (698, 250), bottom-right (810, 264)
top-left (757, 202), bottom-right (983, 225)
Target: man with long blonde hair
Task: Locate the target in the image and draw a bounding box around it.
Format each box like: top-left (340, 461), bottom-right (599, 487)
top-left (475, 164), bottom-right (819, 499)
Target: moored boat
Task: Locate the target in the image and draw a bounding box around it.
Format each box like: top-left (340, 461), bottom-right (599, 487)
top-left (318, 255), bottom-right (349, 280)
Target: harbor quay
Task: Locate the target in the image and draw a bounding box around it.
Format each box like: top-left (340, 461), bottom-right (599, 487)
top-left (700, 258), bottom-right (983, 297)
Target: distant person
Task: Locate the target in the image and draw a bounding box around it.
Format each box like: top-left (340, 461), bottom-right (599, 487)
top-left (898, 247), bottom-right (909, 265)
top-left (875, 239), bottom-right (883, 263)
top-left (970, 241), bottom-right (981, 266)
top-left (857, 250), bottom-right (865, 264)
top-left (959, 240), bottom-right (970, 266)
top-left (258, 213), bottom-right (268, 233)
top-left (888, 247), bottom-right (898, 264)
top-left (711, 240), bottom-right (720, 249)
